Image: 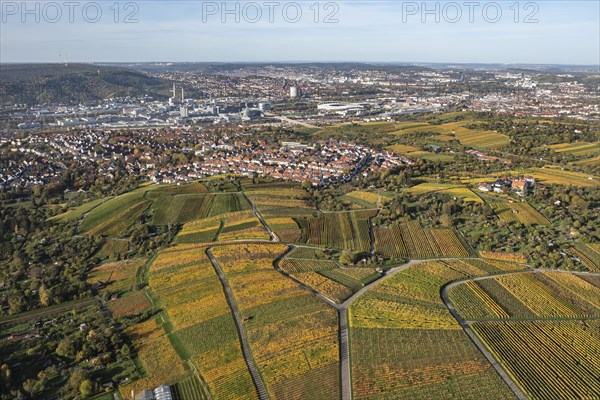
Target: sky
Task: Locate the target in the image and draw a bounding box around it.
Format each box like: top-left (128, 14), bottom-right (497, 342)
top-left (1, 0), bottom-right (599, 65)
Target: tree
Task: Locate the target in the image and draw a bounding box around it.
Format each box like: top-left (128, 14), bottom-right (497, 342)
top-left (56, 337), bottom-right (75, 359)
top-left (0, 364), bottom-right (11, 392)
top-left (38, 285), bottom-right (52, 307)
top-left (79, 379), bottom-right (93, 398)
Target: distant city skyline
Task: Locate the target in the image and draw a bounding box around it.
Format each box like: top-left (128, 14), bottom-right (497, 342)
top-left (1, 1), bottom-right (599, 65)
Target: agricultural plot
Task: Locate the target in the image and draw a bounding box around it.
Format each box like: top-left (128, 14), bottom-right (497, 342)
top-left (97, 237), bottom-right (130, 261)
top-left (405, 182), bottom-right (483, 203)
top-left (280, 255), bottom-right (380, 301)
top-left (299, 211), bottom-right (372, 252)
top-left (87, 258), bottom-right (146, 294)
top-left (147, 245), bottom-right (259, 399)
top-left (479, 251), bottom-right (528, 264)
top-left (79, 183), bottom-right (219, 236)
top-left (569, 243), bottom-right (600, 271)
top-left (385, 144), bottom-right (420, 154)
top-left (374, 219), bottom-right (471, 259)
top-left (448, 272), bottom-right (600, 321)
top-left (245, 187), bottom-right (314, 217)
top-left (208, 193), bottom-right (251, 217)
top-left (152, 193), bottom-right (210, 225)
top-left (406, 151), bottom-right (456, 162)
top-left (108, 290), bottom-right (152, 318)
top-left (546, 141), bottom-right (600, 156)
top-left (175, 210), bottom-right (268, 244)
top-left (342, 190), bottom-right (391, 208)
top-left (319, 268), bottom-right (380, 292)
top-left (386, 121), bottom-right (509, 149)
top-left (80, 189), bottom-right (151, 236)
top-left (49, 195), bottom-right (112, 222)
top-left (490, 201), bottom-right (550, 225)
top-left (121, 318), bottom-right (189, 396)
top-left (452, 127), bottom-right (509, 149)
top-left (264, 217), bottom-right (302, 242)
top-left (572, 154), bottom-right (600, 167)
top-left (214, 244), bottom-right (341, 400)
top-left (171, 375), bottom-right (210, 400)
top-left (528, 167), bottom-right (599, 187)
top-left (472, 320), bottom-right (600, 400)
top-left (349, 259), bottom-right (523, 399)
top-left (217, 214), bottom-right (269, 241)
top-left (279, 258), bottom-right (339, 274)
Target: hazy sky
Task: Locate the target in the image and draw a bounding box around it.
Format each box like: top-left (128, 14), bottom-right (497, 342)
top-left (1, 1), bottom-right (599, 64)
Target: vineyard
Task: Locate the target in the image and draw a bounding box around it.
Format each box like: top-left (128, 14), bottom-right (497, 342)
top-left (280, 255), bottom-right (380, 301)
top-left (298, 211), bottom-right (372, 252)
top-left (87, 258), bottom-right (146, 294)
top-left (264, 217), bottom-right (302, 242)
top-left (547, 141), bottom-right (600, 156)
top-left (374, 219), bottom-right (471, 259)
top-left (479, 251), bottom-right (528, 264)
top-left (151, 193), bottom-right (210, 225)
top-left (405, 183), bottom-right (483, 203)
top-left (108, 290), bottom-right (152, 317)
top-left (472, 320), bottom-right (600, 400)
top-left (349, 259), bottom-right (524, 399)
top-left (448, 272), bottom-right (600, 321)
top-left (214, 244), bottom-right (341, 400)
top-left (245, 187), bottom-right (314, 217)
top-left (147, 244), bottom-right (259, 399)
top-left (569, 243), bottom-right (600, 271)
top-left (121, 318), bottom-right (189, 396)
top-left (490, 201), bottom-right (550, 225)
top-left (528, 167), bottom-right (599, 187)
top-left (342, 190), bottom-right (390, 208)
top-left (279, 258), bottom-right (339, 274)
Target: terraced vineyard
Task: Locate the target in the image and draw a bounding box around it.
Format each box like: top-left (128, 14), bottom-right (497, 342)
top-left (349, 259), bottom-right (525, 399)
top-left (212, 243), bottom-right (341, 400)
top-left (374, 219), bottom-right (471, 259)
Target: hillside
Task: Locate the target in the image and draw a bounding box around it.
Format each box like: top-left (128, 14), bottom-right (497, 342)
top-left (0, 63), bottom-right (171, 105)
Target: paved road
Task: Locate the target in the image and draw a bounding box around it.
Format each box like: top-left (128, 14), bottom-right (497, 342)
top-left (206, 247), bottom-right (270, 400)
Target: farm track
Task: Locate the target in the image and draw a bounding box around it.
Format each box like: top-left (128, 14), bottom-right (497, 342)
top-left (241, 191), bottom-right (280, 242)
